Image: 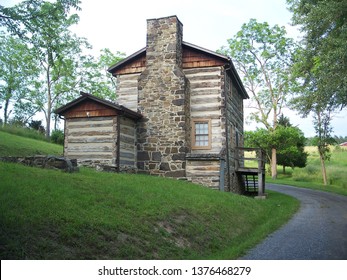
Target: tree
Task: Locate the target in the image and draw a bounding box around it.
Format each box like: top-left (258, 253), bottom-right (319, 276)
top-left (290, 75), bottom-right (337, 185)
top-left (275, 126), bottom-right (307, 173)
top-left (287, 0), bottom-right (347, 109)
top-left (245, 125), bottom-right (308, 174)
top-left (0, 33), bottom-right (40, 126)
top-left (78, 48), bottom-right (126, 101)
top-left (287, 0), bottom-right (346, 185)
top-left (0, 0), bottom-right (81, 37)
top-left (1, 0), bottom-right (86, 138)
top-left (219, 19), bottom-right (297, 178)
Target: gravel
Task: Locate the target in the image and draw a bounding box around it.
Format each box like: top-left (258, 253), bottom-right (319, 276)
top-left (240, 184), bottom-right (347, 260)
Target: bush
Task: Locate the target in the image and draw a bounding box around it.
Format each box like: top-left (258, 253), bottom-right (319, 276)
top-left (50, 130), bottom-right (64, 145)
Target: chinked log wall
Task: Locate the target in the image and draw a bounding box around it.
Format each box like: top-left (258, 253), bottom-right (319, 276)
top-left (224, 69), bottom-right (245, 193)
top-left (119, 116), bottom-right (137, 170)
top-left (64, 116), bottom-right (137, 171)
top-left (184, 66), bottom-right (225, 189)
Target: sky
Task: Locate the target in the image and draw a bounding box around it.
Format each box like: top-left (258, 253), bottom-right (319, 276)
top-left (2, 0), bottom-right (346, 137)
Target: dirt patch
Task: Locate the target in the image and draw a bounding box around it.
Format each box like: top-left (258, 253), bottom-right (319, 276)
top-left (155, 213), bottom-right (192, 249)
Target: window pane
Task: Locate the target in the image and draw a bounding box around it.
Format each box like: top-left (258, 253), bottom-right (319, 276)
top-left (194, 121), bottom-right (209, 147)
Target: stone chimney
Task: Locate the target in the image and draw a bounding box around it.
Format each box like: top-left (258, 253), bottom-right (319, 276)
top-left (137, 16), bottom-right (190, 178)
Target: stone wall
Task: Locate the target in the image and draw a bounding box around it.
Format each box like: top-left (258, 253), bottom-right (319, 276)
top-left (0, 155), bottom-right (79, 172)
top-left (137, 16), bottom-right (191, 178)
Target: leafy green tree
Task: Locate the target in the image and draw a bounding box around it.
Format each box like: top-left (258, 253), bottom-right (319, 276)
top-left (287, 0), bottom-right (347, 109)
top-left (311, 108), bottom-right (336, 185)
top-left (276, 114), bottom-right (308, 173)
top-left (245, 125), bottom-right (308, 174)
top-left (275, 126), bottom-right (307, 173)
top-left (0, 0), bottom-right (81, 37)
top-left (287, 0), bottom-right (346, 185)
top-left (2, 0), bottom-right (86, 138)
top-left (290, 55), bottom-right (338, 185)
top-left (0, 33), bottom-right (40, 126)
top-left (245, 129), bottom-right (272, 164)
top-left (219, 19), bottom-right (297, 179)
top-left (78, 48), bottom-right (126, 101)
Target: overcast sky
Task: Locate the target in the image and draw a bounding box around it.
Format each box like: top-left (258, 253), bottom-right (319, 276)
top-left (3, 0), bottom-right (346, 137)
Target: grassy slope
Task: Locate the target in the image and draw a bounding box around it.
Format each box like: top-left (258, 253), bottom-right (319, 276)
top-left (0, 131), bottom-right (63, 156)
top-left (0, 131), bottom-right (299, 260)
top-left (267, 146), bottom-right (347, 196)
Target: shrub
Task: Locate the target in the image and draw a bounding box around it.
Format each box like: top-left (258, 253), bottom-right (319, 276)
top-left (50, 130), bottom-right (64, 145)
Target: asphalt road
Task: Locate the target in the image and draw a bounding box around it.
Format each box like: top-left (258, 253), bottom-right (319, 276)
top-left (241, 184), bottom-right (347, 260)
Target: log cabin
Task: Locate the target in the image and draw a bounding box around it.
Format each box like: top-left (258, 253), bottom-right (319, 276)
top-left (56, 15), bottom-right (265, 195)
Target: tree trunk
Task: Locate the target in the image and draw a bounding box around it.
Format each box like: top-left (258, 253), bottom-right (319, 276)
top-left (271, 147), bottom-right (277, 179)
top-left (45, 65), bottom-right (51, 139)
top-left (283, 165), bottom-right (286, 174)
top-left (3, 98), bottom-right (10, 126)
top-left (319, 150), bottom-right (328, 185)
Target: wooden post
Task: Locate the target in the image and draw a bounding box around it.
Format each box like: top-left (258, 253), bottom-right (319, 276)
top-left (235, 147), bottom-right (239, 171)
top-left (219, 159), bottom-right (225, 192)
top-left (257, 149), bottom-right (266, 198)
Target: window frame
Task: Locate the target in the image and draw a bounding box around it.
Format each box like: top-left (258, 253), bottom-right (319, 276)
top-left (191, 119), bottom-right (212, 150)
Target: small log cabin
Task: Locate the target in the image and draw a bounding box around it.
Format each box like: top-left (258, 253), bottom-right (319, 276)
top-left (56, 15), bottom-right (265, 194)
top-left (55, 92), bottom-right (142, 171)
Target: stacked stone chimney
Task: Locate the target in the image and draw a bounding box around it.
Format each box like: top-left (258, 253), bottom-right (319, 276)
top-left (137, 16), bottom-right (190, 177)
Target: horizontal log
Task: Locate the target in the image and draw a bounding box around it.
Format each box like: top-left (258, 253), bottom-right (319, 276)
top-left (67, 136), bottom-right (114, 143)
top-left (120, 126), bottom-right (135, 135)
top-left (191, 97), bottom-right (221, 105)
top-left (118, 73), bottom-right (141, 81)
top-left (191, 104), bottom-right (221, 112)
top-left (120, 151), bottom-right (135, 159)
top-left (190, 112), bottom-right (222, 119)
top-left (190, 88), bottom-right (221, 95)
top-left (183, 66), bottom-right (221, 75)
top-left (68, 126), bottom-right (114, 134)
top-left (186, 170), bottom-right (220, 177)
top-left (66, 153), bottom-right (114, 159)
top-left (190, 81), bottom-right (221, 89)
top-left (68, 131), bottom-right (115, 137)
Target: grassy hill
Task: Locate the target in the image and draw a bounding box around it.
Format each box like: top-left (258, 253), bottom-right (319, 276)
top-left (0, 130), bottom-right (63, 156)
top-left (267, 146), bottom-right (347, 196)
top-left (0, 130), bottom-right (299, 259)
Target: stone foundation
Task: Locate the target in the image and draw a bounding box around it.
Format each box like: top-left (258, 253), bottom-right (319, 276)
top-left (0, 155), bottom-right (79, 173)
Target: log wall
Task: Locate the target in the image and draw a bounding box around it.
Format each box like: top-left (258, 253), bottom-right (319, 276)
top-left (116, 73), bottom-right (140, 111)
top-left (183, 66), bottom-right (225, 154)
top-left (185, 156), bottom-right (221, 189)
top-left (119, 116), bottom-right (137, 169)
top-left (183, 66), bottom-right (225, 189)
top-left (224, 71), bottom-right (245, 193)
top-left (64, 116), bottom-right (117, 166)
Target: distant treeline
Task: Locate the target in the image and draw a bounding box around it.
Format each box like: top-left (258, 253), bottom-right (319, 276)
top-left (306, 136), bottom-right (347, 146)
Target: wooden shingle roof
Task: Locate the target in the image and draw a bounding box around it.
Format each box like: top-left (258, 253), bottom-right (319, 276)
top-left (55, 92), bottom-right (142, 120)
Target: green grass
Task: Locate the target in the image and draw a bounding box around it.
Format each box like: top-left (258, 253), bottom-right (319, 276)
top-left (267, 146), bottom-right (347, 196)
top-left (0, 162), bottom-right (299, 259)
top-left (0, 130), bottom-right (63, 156)
top-left (0, 128), bottom-right (300, 260)
top-left (0, 125), bottom-right (48, 142)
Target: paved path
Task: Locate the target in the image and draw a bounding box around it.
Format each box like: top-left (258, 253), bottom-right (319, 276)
top-left (241, 184), bottom-right (347, 260)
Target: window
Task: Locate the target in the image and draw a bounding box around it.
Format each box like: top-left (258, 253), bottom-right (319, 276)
top-left (192, 119), bottom-right (211, 149)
